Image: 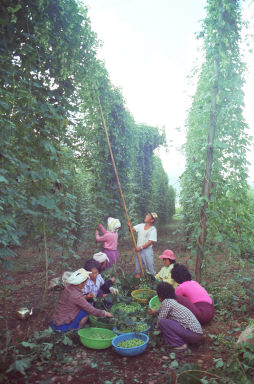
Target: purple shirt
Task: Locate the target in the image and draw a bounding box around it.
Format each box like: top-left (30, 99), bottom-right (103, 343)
top-left (175, 280), bottom-right (212, 304)
top-left (52, 285), bottom-right (106, 326)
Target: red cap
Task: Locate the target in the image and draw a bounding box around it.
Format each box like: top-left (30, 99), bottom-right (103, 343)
top-left (159, 249), bottom-right (175, 260)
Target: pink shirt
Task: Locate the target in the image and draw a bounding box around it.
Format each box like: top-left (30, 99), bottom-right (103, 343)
top-left (96, 224), bottom-right (118, 250)
top-left (175, 281), bottom-right (212, 305)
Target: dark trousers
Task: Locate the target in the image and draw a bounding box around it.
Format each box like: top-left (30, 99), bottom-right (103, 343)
top-left (158, 318), bottom-right (203, 347)
top-left (98, 279), bottom-right (114, 295)
top-left (176, 295), bottom-right (214, 325)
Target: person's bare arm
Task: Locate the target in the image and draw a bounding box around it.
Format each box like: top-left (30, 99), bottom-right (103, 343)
top-left (98, 224), bottom-right (107, 234)
top-left (136, 240), bottom-right (153, 252)
top-left (127, 221), bottom-right (136, 232)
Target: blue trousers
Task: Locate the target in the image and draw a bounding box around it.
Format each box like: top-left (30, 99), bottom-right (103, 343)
top-left (135, 247), bottom-right (155, 275)
top-left (51, 309), bottom-right (88, 332)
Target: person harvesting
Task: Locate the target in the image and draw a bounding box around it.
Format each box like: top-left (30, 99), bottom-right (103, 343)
top-left (155, 249), bottom-right (178, 288)
top-left (171, 263), bottom-right (214, 325)
top-left (95, 217), bottom-right (121, 269)
top-left (83, 259), bottom-right (118, 297)
top-left (149, 282), bottom-right (203, 352)
top-left (128, 212), bottom-right (157, 278)
top-left (92, 252), bottom-right (109, 271)
top-left (51, 268), bottom-right (113, 332)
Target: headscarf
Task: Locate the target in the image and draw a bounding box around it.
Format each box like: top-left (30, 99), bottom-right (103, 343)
top-left (62, 271), bottom-right (72, 287)
top-left (66, 268), bottom-right (91, 285)
top-left (93, 252), bottom-right (109, 264)
top-left (107, 217), bottom-right (121, 232)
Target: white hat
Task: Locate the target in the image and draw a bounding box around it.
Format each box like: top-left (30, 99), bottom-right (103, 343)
top-left (107, 217), bottom-right (121, 232)
top-left (93, 252), bottom-right (109, 263)
top-left (67, 268), bottom-right (91, 285)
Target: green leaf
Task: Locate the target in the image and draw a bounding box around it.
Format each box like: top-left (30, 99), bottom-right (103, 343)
top-left (0, 175), bottom-right (9, 184)
top-left (7, 358), bottom-right (31, 375)
top-left (170, 360), bottom-right (179, 369)
top-left (214, 358), bottom-right (224, 368)
top-left (0, 101), bottom-right (10, 110)
top-left (62, 335), bottom-right (73, 346)
top-left (21, 341), bottom-right (37, 349)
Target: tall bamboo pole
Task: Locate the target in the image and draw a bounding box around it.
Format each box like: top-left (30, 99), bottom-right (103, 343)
top-left (98, 97), bottom-right (145, 277)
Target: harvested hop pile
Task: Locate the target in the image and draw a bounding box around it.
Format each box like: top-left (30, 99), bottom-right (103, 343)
top-left (88, 332), bottom-right (109, 339)
top-left (117, 338), bottom-right (145, 348)
top-left (116, 323), bottom-right (148, 333)
top-left (152, 301), bottom-right (161, 310)
top-left (134, 291), bottom-right (155, 299)
top-left (112, 303), bottom-right (140, 314)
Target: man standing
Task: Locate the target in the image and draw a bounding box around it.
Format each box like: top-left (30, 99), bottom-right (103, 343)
top-left (128, 212), bottom-right (158, 278)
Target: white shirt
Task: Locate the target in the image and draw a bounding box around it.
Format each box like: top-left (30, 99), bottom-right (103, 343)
top-left (133, 223), bottom-right (157, 248)
top-left (82, 274), bottom-right (104, 297)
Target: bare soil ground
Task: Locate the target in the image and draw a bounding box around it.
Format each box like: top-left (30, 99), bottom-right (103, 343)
top-left (0, 219), bottom-right (253, 384)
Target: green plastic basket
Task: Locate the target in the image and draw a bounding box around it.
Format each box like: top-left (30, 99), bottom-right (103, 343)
top-left (131, 289), bottom-right (157, 303)
top-left (78, 327), bottom-right (115, 349)
top-left (148, 295), bottom-right (161, 311)
top-left (89, 315), bottom-right (114, 330)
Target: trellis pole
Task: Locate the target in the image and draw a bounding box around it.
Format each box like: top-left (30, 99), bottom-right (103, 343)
top-left (97, 97), bottom-right (145, 277)
top-left (195, 58), bottom-right (219, 282)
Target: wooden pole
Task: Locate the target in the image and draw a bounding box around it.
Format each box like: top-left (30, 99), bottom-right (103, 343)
top-left (98, 97), bottom-right (145, 277)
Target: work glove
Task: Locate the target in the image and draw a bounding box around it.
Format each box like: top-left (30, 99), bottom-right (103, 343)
top-left (109, 287), bottom-right (119, 295)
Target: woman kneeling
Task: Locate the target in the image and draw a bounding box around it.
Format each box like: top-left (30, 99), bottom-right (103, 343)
top-left (51, 268), bottom-right (113, 332)
top-left (149, 282), bottom-right (203, 351)
top-left (172, 264), bottom-right (214, 325)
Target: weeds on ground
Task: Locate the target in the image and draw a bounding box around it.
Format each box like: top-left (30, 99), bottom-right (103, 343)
top-left (0, 326), bottom-right (78, 381)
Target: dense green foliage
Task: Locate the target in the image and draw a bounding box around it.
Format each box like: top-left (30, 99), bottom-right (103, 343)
top-left (150, 156), bottom-right (175, 224)
top-left (1, 1), bottom-right (254, 383)
top-left (0, 0), bottom-right (175, 266)
top-left (181, 0), bottom-right (254, 259)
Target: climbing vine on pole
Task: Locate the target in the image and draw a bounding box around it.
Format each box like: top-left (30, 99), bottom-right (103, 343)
top-left (181, 0), bottom-right (253, 280)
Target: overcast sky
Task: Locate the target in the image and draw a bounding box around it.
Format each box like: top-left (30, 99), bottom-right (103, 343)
top-left (85, 0), bottom-right (254, 194)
